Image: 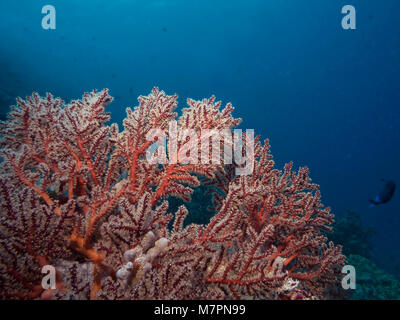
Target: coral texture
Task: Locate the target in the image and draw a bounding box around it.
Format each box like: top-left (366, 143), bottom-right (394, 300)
top-left (0, 88), bottom-right (345, 300)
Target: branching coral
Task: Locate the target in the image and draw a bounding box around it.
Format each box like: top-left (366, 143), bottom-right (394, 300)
top-left (0, 88), bottom-right (345, 300)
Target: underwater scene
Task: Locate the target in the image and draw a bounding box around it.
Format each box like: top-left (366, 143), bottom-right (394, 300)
top-left (0, 0), bottom-right (399, 301)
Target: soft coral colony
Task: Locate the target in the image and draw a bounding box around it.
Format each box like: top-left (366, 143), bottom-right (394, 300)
top-left (0, 88), bottom-right (345, 300)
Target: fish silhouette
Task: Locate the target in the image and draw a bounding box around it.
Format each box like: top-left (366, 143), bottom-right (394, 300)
top-left (369, 179), bottom-right (396, 207)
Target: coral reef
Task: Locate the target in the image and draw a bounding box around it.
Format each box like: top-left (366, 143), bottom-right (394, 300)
top-left (328, 210), bottom-right (376, 258)
top-left (0, 88), bottom-right (345, 299)
top-left (347, 255), bottom-right (400, 300)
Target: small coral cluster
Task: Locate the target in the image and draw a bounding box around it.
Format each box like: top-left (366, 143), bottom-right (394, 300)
top-left (116, 232), bottom-right (170, 287)
top-left (0, 88), bottom-right (345, 299)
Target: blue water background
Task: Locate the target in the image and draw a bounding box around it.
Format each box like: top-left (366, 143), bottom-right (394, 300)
top-left (1, 0), bottom-right (399, 275)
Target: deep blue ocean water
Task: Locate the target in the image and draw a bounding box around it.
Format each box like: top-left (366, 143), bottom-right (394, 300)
top-left (1, 1), bottom-right (399, 280)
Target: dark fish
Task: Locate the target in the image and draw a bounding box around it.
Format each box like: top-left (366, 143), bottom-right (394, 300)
top-left (369, 179), bottom-right (396, 206)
